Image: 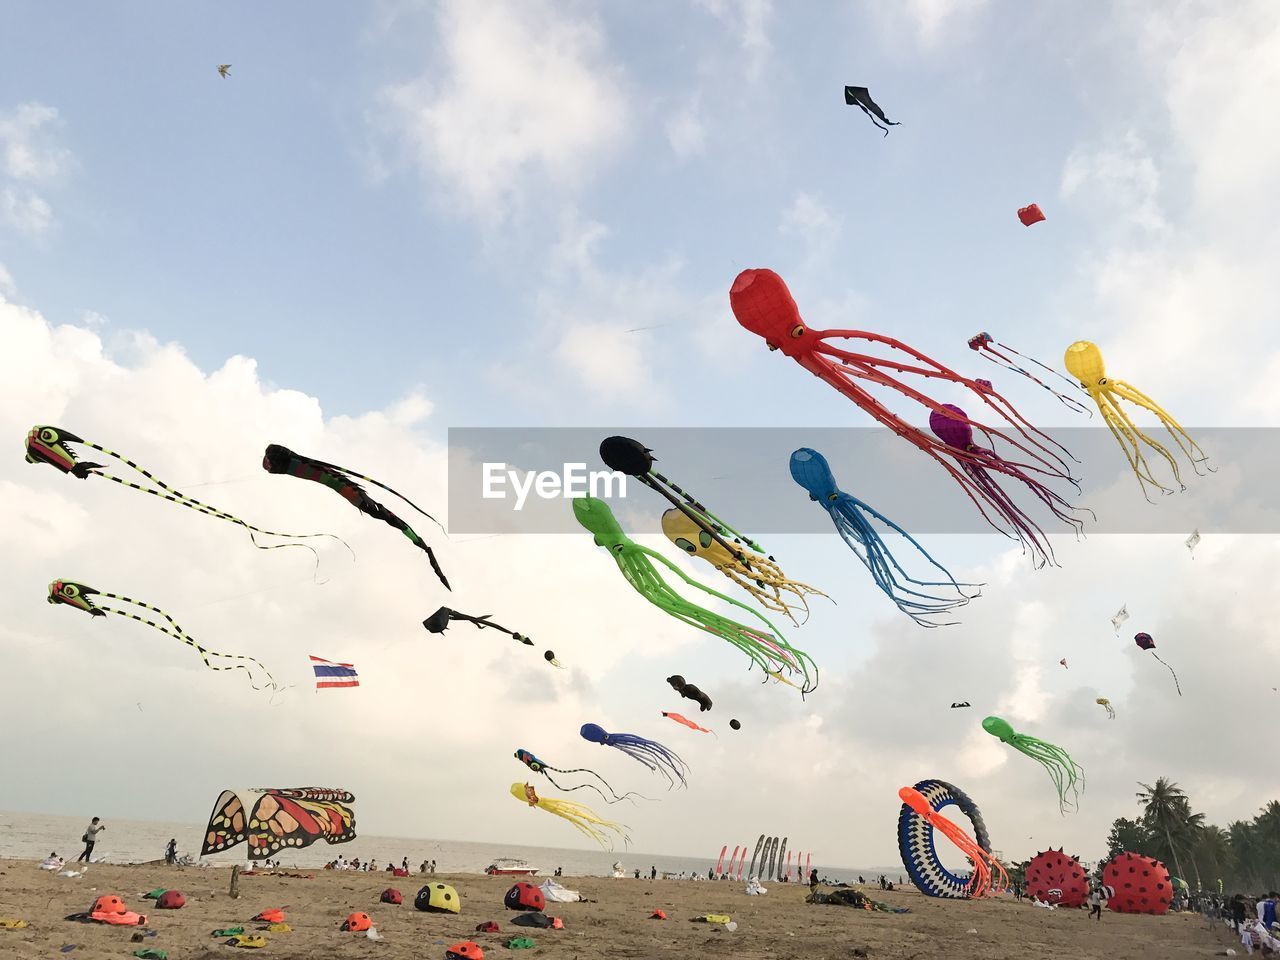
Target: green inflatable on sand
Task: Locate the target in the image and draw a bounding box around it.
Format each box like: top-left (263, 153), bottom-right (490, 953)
top-left (505, 938), bottom-right (535, 949)
top-left (211, 927), bottom-right (245, 937)
top-left (132, 951), bottom-right (167, 960)
top-left (141, 889), bottom-right (167, 901)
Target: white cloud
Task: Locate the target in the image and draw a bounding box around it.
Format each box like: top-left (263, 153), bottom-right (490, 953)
top-left (0, 102), bottom-right (72, 182)
top-left (0, 101), bottom-right (70, 240)
top-left (1061, 131), bottom-right (1167, 234)
top-left (0, 187), bottom-right (53, 238)
top-left (0, 262), bottom-right (13, 296)
top-left (871, 0), bottom-right (990, 49)
top-left (780, 191), bottom-right (842, 270)
top-left (665, 99), bottom-right (706, 160)
top-left (695, 0), bottom-right (773, 77)
top-left (375, 0), bottom-right (627, 224)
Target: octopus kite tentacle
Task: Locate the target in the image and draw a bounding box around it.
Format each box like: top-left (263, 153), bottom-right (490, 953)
top-left (574, 496), bottom-right (818, 693)
top-left (262, 444), bottom-right (449, 590)
top-left (661, 508), bottom-right (829, 625)
top-left (1064, 342), bottom-right (1211, 499)
top-left (514, 748), bottom-right (645, 804)
top-left (25, 426), bottom-right (347, 575)
top-left (47, 579), bottom-right (280, 692)
top-left (983, 716), bottom-right (1084, 816)
top-left (899, 787), bottom-right (1008, 898)
top-left (929, 404), bottom-right (1091, 568)
top-left (580, 723), bottom-right (690, 789)
top-left (729, 271), bottom-right (1084, 529)
top-left (968, 332), bottom-right (1092, 416)
top-left (1096, 698), bottom-right (1116, 720)
top-left (510, 782), bottom-right (630, 850)
top-left (790, 448), bottom-right (979, 626)
top-left (600, 437), bottom-right (766, 572)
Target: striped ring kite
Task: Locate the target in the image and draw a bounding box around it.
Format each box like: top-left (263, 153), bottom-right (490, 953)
top-left (897, 779), bottom-right (990, 898)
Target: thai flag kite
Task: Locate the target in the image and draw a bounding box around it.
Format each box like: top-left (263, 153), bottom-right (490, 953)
top-left (311, 655), bottom-right (359, 690)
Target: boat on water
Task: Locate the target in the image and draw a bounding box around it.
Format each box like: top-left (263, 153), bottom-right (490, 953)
top-left (485, 858), bottom-right (539, 876)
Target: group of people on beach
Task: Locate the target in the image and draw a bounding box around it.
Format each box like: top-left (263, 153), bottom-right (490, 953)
top-left (323, 856), bottom-right (435, 874)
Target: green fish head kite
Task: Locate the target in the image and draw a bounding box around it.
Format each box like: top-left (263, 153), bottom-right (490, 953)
top-left (47, 579), bottom-right (105, 616)
top-left (573, 495), bottom-right (626, 551)
top-left (26, 425), bottom-right (94, 476)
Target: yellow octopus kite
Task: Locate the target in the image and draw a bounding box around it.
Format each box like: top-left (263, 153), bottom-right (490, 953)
top-left (510, 783), bottom-right (630, 850)
top-left (1064, 341), bottom-right (1210, 498)
top-left (661, 508), bottom-right (828, 625)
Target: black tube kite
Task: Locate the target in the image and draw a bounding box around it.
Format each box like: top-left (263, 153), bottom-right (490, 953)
top-left (262, 444), bottom-right (449, 590)
top-left (844, 86), bottom-right (899, 136)
top-left (423, 607), bottom-right (562, 667)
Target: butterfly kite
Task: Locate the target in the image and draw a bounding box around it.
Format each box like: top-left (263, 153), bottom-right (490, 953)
top-left (202, 788), bottom-right (356, 859)
top-left (26, 426), bottom-right (342, 570)
top-left (982, 716), bottom-right (1084, 815)
top-left (514, 749), bottom-right (640, 804)
top-left (790, 448), bottom-right (977, 626)
top-left (574, 496), bottom-right (817, 693)
top-left (950, 702), bottom-right (971, 709)
top-left (48, 579), bottom-right (279, 692)
top-left (730, 271), bottom-right (1079, 536)
top-left (1064, 341), bottom-right (1211, 498)
top-left (510, 782), bottom-right (629, 849)
top-left (844, 86), bottom-right (899, 136)
top-left (262, 444), bottom-right (449, 590)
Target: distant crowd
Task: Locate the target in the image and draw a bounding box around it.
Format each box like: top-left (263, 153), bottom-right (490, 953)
top-left (322, 856), bottom-right (436, 874)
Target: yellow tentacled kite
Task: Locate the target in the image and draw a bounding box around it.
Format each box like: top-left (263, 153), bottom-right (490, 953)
top-left (661, 508), bottom-right (828, 624)
top-left (510, 783), bottom-right (630, 850)
top-left (1096, 697), bottom-right (1115, 719)
top-left (1064, 341), bottom-right (1210, 498)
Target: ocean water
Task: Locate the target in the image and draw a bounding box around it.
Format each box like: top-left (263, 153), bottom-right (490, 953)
top-left (0, 810), bottom-right (897, 881)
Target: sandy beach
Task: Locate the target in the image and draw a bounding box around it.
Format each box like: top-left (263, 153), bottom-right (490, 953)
top-left (0, 861), bottom-right (1228, 960)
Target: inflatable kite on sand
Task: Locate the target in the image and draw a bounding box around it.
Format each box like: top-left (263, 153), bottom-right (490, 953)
top-left (514, 749), bottom-right (641, 804)
top-left (898, 781), bottom-right (1006, 899)
top-left (790, 447), bottom-right (977, 626)
top-left (48, 579), bottom-right (278, 692)
top-left (1025, 849), bottom-right (1088, 907)
top-left (982, 716), bottom-right (1084, 815)
top-left (662, 507), bottom-right (827, 625)
top-left (1101, 852), bottom-right (1173, 915)
top-left (730, 270), bottom-right (1079, 534)
top-left (580, 723), bottom-right (689, 789)
top-left (201, 788), bottom-right (356, 859)
top-left (25, 426), bottom-right (343, 572)
top-left (1064, 341), bottom-right (1211, 498)
top-left (968, 332), bottom-right (1090, 415)
top-left (574, 496), bottom-right (817, 693)
top-left (510, 782), bottom-right (629, 850)
top-left (928, 404), bottom-right (1088, 567)
top-left (262, 444), bottom-right (449, 589)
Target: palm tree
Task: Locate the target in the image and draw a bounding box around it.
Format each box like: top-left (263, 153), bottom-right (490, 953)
top-left (1137, 778), bottom-right (1190, 880)
top-left (1194, 826), bottom-right (1235, 889)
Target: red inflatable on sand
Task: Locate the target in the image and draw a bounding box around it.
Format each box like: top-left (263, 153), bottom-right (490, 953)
top-left (1102, 851), bottom-right (1172, 915)
top-left (1025, 849), bottom-right (1087, 907)
top-left (1018, 204), bottom-right (1046, 226)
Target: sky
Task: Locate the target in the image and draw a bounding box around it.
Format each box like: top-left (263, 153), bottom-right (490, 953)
top-left (3, 0), bottom-right (1280, 871)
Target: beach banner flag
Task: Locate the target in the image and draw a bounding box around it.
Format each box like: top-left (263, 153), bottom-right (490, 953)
top-left (311, 655), bottom-right (359, 690)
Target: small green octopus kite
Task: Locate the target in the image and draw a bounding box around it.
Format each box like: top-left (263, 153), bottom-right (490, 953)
top-left (983, 715), bottom-right (1084, 815)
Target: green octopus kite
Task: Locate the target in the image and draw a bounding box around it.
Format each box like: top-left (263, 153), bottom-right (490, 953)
top-left (572, 496), bottom-right (817, 694)
top-left (983, 715), bottom-right (1084, 815)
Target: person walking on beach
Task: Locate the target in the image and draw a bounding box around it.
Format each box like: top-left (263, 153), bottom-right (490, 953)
top-left (1087, 885), bottom-right (1106, 920)
top-left (650, 866), bottom-right (656, 880)
top-left (165, 838), bottom-right (177, 865)
top-left (77, 817), bottom-right (104, 862)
